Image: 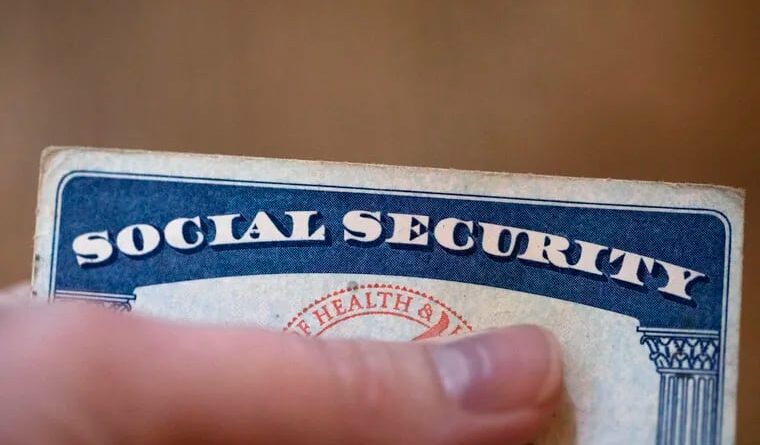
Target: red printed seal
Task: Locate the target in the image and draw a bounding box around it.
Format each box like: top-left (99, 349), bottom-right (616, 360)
top-left (283, 283), bottom-right (472, 340)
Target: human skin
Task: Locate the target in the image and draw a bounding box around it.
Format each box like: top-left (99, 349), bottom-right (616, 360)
top-left (0, 284), bottom-right (562, 445)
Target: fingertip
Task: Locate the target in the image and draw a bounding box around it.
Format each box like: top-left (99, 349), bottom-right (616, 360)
top-left (534, 326), bottom-right (564, 407)
top-left (429, 324), bottom-right (564, 414)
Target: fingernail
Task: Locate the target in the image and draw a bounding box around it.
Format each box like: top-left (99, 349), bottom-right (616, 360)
top-left (429, 325), bottom-right (562, 413)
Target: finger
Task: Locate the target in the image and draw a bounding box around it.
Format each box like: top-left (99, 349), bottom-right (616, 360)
top-left (0, 304), bottom-right (563, 445)
top-left (0, 282), bottom-right (31, 308)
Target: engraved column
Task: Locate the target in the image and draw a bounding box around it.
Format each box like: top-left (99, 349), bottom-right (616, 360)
top-left (54, 290), bottom-right (135, 312)
top-left (639, 328), bottom-right (720, 445)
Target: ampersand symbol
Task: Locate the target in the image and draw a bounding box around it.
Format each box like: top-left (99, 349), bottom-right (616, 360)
top-left (418, 303), bottom-right (433, 321)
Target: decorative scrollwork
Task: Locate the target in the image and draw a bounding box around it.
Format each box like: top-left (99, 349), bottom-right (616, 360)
top-left (639, 328), bottom-right (721, 445)
top-left (54, 292), bottom-right (134, 313)
top-left (97, 300), bottom-right (133, 312)
top-left (640, 333), bottom-right (719, 372)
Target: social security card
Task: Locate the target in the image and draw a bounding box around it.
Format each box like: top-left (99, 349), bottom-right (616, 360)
top-left (32, 147), bottom-right (745, 445)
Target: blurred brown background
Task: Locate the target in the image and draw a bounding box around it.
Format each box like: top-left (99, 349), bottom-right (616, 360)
top-left (1, 1), bottom-right (757, 441)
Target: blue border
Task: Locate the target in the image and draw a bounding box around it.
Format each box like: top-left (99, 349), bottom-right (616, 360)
top-left (48, 169), bottom-right (733, 442)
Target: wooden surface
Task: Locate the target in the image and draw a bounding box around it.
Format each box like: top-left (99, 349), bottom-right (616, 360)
top-left (1, 1), bottom-right (757, 441)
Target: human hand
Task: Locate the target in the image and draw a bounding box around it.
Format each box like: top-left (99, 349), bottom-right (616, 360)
top-left (0, 284), bottom-right (562, 445)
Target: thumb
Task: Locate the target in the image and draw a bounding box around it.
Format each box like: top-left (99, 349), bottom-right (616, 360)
top-left (0, 303), bottom-right (563, 445)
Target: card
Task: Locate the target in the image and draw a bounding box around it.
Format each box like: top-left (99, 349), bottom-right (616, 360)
top-left (32, 146), bottom-right (744, 444)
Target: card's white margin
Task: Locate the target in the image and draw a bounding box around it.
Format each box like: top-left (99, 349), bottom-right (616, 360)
top-left (32, 146), bottom-right (745, 444)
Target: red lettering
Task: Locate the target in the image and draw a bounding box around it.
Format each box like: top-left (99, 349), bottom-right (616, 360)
top-left (418, 303), bottom-right (433, 321)
top-left (378, 291), bottom-right (393, 308)
top-left (296, 319), bottom-right (312, 335)
top-left (331, 298), bottom-right (347, 316)
top-left (451, 324), bottom-right (464, 335)
top-left (394, 293), bottom-right (413, 312)
top-left (312, 305), bottom-right (333, 326)
top-left (348, 294), bottom-right (364, 312)
top-left (364, 292), bottom-right (377, 309)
